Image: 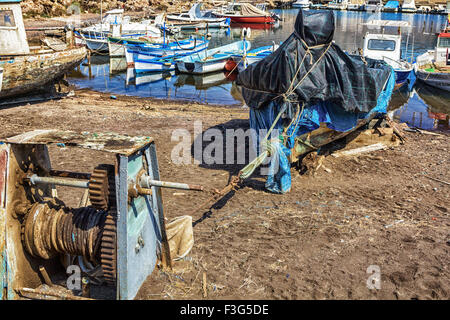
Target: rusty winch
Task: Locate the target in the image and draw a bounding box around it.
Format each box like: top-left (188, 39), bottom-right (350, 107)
top-left (0, 130), bottom-right (200, 300)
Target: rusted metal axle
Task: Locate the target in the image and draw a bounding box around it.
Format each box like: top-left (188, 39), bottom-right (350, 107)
top-left (26, 173), bottom-right (205, 192)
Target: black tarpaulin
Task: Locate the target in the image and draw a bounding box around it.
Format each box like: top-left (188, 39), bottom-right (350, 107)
top-left (236, 10), bottom-right (392, 114)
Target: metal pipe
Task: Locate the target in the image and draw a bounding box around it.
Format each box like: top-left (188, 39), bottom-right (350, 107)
top-left (140, 176), bottom-right (204, 191)
top-left (28, 174), bottom-right (89, 189)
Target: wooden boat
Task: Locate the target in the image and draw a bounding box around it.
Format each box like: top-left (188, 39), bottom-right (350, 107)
top-left (124, 37), bottom-right (209, 68)
top-left (0, 0), bottom-right (87, 100)
top-left (214, 3), bottom-right (276, 24)
top-left (415, 29), bottom-right (450, 92)
top-left (75, 9), bottom-right (161, 51)
top-left (176, 40), bottom-right (250, 74)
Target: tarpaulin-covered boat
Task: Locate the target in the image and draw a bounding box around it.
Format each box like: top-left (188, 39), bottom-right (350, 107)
top-left (236, 10), bottom-right (395, 193)
top-left (214, 3), bottom-right (276, 24)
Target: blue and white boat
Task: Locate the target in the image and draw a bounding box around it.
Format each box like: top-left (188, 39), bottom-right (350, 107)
top-left (176, 40), bottom-right (251, 74)
top-left (125, 37), bottom-right (209, 69)
top-left (231, 44), bottom-right (279, 72)
top-left (363, 20), bottom-right (415, 90)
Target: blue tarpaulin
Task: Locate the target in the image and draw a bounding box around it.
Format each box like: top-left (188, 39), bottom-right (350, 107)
top-left (384, 1), bottom-right (400, 9)
top-left (249, 68), bottom-right (395, 194)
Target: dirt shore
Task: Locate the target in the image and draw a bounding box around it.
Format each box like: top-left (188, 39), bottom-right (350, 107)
top-left (0, 90), bottom-right (448, 300)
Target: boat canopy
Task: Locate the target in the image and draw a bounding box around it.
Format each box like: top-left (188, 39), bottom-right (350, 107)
top-left (188, 3), bottom-right (205, 19)
top-left (237, 3), bottom-right (271, 17)
top-left (402, 0), bottom-right (416, 9)
top-left (364, 19), bottom-right (411, 28)
top-left (384, 1), bottom-right (400, 9)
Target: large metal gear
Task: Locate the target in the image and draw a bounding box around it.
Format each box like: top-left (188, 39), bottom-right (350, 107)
top-left (88, 165), bottom-right (114, 211)
top-left (89, 164), bottom-right (118, 286)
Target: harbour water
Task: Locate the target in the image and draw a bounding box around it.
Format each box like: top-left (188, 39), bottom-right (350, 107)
top-left (67, 9), bottom-right (449, 131)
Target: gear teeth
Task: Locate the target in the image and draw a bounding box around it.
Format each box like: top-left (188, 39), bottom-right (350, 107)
top-left (100, 213), bottom-right (117, 286)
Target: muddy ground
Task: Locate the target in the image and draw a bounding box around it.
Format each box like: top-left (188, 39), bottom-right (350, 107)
top-left (0, 90), bottom-right (449, 300)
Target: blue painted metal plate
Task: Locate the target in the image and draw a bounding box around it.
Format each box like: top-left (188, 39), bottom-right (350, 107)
top-left (116, 144), bottom-right (163, 300)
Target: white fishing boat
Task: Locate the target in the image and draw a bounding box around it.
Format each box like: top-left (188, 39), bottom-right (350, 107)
top-left (76, 9), bottom-right (162, 54)
top-left (167, 3), bottom-right (227, 24)
top-left (292, 0), bottom-right (311, 9)
top-left (347, 0), bottom-right (366, 11)
top-left (176, 40), bottom-right (251, 74)
top-left (363, 20), bottom-right (414, 90)
top-left (328, 0), bottom-right (349, 10)
top-left (401, 0), bottom-right (417, 13)
top-left (415, 30), bottom-right (450, 92)
top-left (365, 0), bottom-right (383, 12)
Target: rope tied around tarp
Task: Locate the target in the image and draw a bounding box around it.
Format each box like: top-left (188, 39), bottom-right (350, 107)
top-left (239, 40), bottom-right (332, 179)
top-left (278, 39), bottom-right (332, 104)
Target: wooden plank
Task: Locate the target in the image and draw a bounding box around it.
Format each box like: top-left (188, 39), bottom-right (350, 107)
top-left (331, 143), bottom-right (388, 158)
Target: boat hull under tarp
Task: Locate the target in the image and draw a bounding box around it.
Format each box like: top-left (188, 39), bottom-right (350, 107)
top-left (394, 68), bottom-right (414, 89)
top-left (0, 47), bottom-right (87, 99)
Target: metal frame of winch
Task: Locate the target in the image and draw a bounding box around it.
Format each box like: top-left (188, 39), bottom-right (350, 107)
top-left (0, 130), bottom-right (203, 300)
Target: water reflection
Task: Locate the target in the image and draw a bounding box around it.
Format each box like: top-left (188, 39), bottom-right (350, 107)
top-left (392, 84), bottom-right (450, 131)
top-left (67, 9), bottom-right (449, 130)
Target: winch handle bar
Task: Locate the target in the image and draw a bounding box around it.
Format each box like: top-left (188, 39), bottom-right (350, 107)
top-left (25, 174), bottom-right (206, 192)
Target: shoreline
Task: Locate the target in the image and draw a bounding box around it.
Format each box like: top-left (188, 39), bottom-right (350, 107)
top-left (0, 90), bottom-right (448, 300)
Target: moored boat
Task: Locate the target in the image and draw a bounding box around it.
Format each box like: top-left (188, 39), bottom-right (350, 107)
top-left (292, 0), bottom-right (311, 8)
top-left (125, 37), bottom-right (209, 68)
top-left (363, 20), bottom-right (415, 90)
top-left (176, 40), bottom-right (251, 74)
top-left (167, 3), bottom-right (228, 24)
top-left (415, 30), bottom-right (450, 92)
top-left (0, 0), bottom-right (87, 100)
top-left (365, 0), bottom-right (383, 12)
top-left (213, 2), bottom-right (277, 24)
top-left (328, 0), bottom-right (349, 10)
top-left (230, 44), bottom-right (279, 72)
